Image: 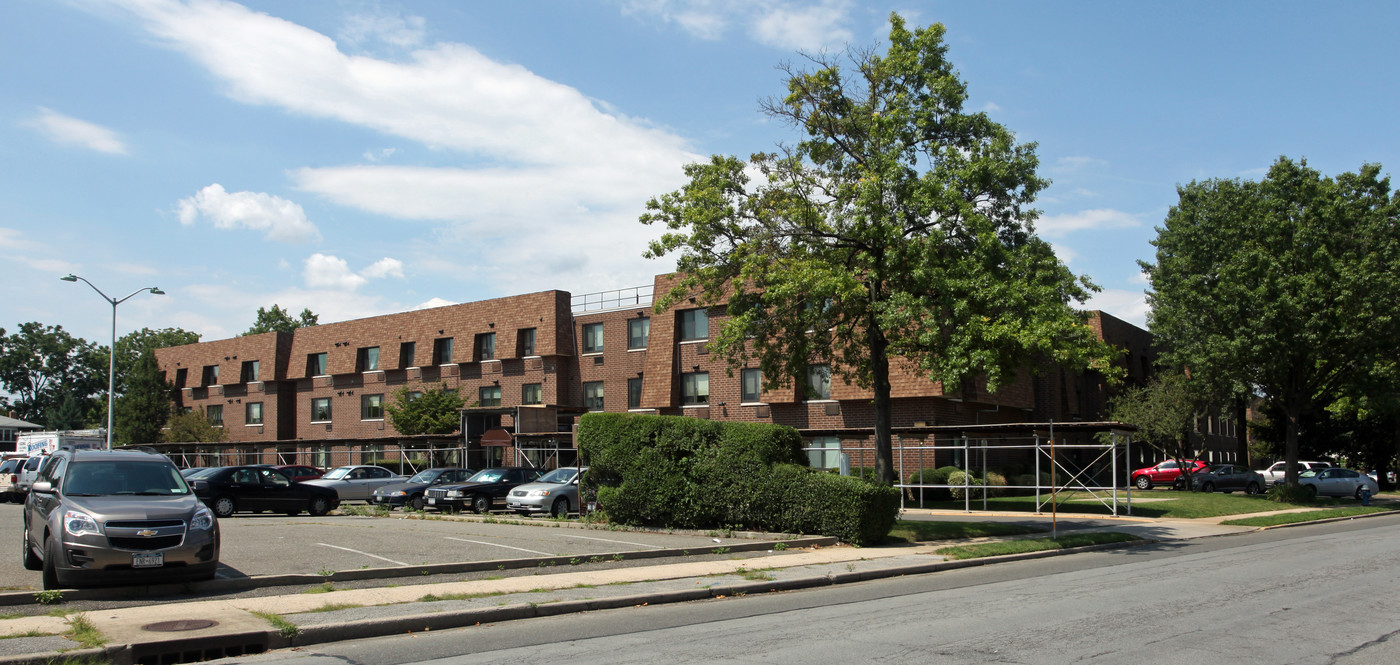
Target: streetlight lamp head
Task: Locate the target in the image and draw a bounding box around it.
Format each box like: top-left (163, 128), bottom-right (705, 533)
top-left (61, 275), bottom-right (78, 282)
top-left (149, 288), bottom-right (165, 295)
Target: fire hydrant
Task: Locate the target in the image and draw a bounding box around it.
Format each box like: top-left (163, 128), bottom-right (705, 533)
top-left (1360, 485), bottom-right (1373, 506)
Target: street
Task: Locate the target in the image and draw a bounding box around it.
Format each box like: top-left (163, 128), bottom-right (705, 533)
top-left (210, 515), bottom-right (1400, 665)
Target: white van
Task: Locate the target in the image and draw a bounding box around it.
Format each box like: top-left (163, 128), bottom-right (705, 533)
top-left (0, 456), bottom-right (25, 502)
top-left (14, 454), bottom-right (47, 497)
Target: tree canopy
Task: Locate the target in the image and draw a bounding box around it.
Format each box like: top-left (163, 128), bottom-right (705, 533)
top-left (1109, 372), bottom-right (1209, 464)
top-left (244, 305), bottom-right (319, 335)
top-left (115, 346), bottom-right (171, 446)
top-left (1143, 157), bottom-right (1400, 486)
top-left (385, 383), bottom-right (464, 436)
top-left (640, 14), bottom-right (1118, 483)
top-left (0, 322), bottom-right (105, 427)
top-left (163, 409), bottom-right (225, 443)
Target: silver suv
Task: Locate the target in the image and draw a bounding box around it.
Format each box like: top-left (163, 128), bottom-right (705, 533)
top-left (22, 448), bottom-right (220, 589)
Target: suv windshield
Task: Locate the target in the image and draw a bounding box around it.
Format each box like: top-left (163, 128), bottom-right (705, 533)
top-left (63, 461), bottom-right (192, 496)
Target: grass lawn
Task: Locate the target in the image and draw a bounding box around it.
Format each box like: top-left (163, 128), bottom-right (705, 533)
top-left (935, 532), bottom-right (1142, 560)
top-left (911, 490), bottom-right (1373, 520)
top-left (1220, 504), bottom-right (1400, 527)
top-left (886, 520), bottom-right (1047, 544)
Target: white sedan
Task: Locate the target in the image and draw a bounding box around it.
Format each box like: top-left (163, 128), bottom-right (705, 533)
top-left (302, 465), bottom-right (404, 502)
top-left (1298, 467), bottom-right (1379, 499)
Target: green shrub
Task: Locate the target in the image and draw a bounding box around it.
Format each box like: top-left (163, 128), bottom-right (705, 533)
top-left (984, 471), bottom-right (1008, 498)
top-left (948, 471), bottom-right (984, 500)
top-left (578, 413), bottom-right (899, 545)
top-left (1266, 483), bottom-right (1315, 504)
top-left (906, 466), bottom-right (961, 501)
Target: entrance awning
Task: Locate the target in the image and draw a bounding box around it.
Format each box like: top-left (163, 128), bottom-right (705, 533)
top-left (480, 428), bottom-right (514, 447)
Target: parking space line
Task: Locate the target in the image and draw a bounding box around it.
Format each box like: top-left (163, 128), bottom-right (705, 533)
top-left (444, 537), bottom-right (554, 556)
top-left (316, 543), bottom-right (409, 567)
top-left (558, 534), bottom-right (666, 549)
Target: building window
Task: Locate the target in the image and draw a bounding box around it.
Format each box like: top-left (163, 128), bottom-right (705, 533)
top-left (807, 364), bottom-right (831, 400)
top-left (202, 364), bottom-right (219, 386)
top-left (399, 341), bottom-right (416, 368)
top-left (741, 368), bottom-right (762, 403)
top-left (583, 381), bottom-right (604, 411)
top-left (582, 323), bottom-right (604, 353)
top-left (519, 328), bottom-right (536, 356)
top-left (246, 402), bottom-right (263, 425)
top-left (805, 436), bottom-right (841, 469)
top-left (205, 404), bottom-right (223, 426)
top-left (628, 318), bottom-right (650, 350)
top-left (628, 377), bottom-right (643, 409)
top-left (522, 383), bottom-right (542, 405)
top-left (357, 346), bottom-right (380, 372)
top-left (479, 386), bottom-right (501, 407)
top-left (240, 360), bottom-right (259, 383)
top-left (361, 394), bottom-right (384, 420)
top-left (681, 372), bottom-right (709, 405)
top-left (406, 390), bottom-right (423, 402)
top-left (433, 337), bottom-right (454, 365)
top-left (475, 333), bottom-right (496, 361)
top-left (311, 397), bottom-right (332, 422)
top-left (679, 309), bottom-right (708, 341)
top-left (175, 368), bottom-right (188, 389)
top-left (308, 352), bottom-right (328, 376)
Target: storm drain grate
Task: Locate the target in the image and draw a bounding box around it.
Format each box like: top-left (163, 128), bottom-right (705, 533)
top-left (132, 631), bottom-right (269, 665)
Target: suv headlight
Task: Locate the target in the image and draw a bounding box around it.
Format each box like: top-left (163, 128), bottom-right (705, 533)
top-left (64, 510), bottom-right (101, 536)
top-left (190, 506), bottom-right (215, 531)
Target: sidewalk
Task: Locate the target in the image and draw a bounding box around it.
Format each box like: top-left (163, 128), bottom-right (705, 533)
top-left (0, 506), bottom-right (1387, 665)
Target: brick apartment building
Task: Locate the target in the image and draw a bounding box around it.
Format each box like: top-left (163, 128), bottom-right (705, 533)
top-left (153, 273), bottom-right (1230, 478)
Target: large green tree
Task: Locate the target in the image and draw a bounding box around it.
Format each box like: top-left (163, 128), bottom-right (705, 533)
top-left (114, 347), bottom-right (174, 446)
top-left (0, 322), bottom-right (105, 427)
top-left (641, 15), bottom-right (1117, 483)
top-left (1108, 372), bottom-right (1212, 484)
top-left (244, 305), bottom-right (319, 335)
top-left (1144, 157), bottom-right (1400, 486)
top-left (385, 384), bottom-right (464, 436)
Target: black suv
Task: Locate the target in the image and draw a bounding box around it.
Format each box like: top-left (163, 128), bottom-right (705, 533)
top-left (22, 448), bottom-right (220, 589)
top-left (424, 467), bottom-right (542, 513)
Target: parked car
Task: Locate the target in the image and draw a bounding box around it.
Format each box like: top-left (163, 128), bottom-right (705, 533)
top-left (0, 457), bottom-right (24, 502)
top-left (1297, 467), bottom-right (1379, 499)
top-left (1132, 459), bottom-right (1209, 490)
top-left (301, 465), bottom-right (404, 502)
top-left (370, 468), bottom-right (476, 511)
top-left (1188, 464), bottom-right (1265, 495)
top-left (507, 466), bottom-right (586, 517)
top-left (190, 465), bottom-right (339, 517)
top-left (424, 467), bottom-right (543, 513)
top-left (21, 447), bottom-right (219, 589)
top-left (272, 465), bottom-right (324, 482)
top-left (1260, 460), bottom-right (1332, 486)
top-left (15, 454), bottom-right (47, 496)
top-left (181, 467), bottom-right (220, 480)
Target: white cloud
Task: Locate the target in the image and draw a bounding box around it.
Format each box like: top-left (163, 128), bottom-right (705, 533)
top-left (1084, 288), bottom-right (1150, 329)
top-left (176, 184), bottom-right (321, 243)
top-left (0, 227), bottom-right (40, 250)
top-left (23, 107), bottom-right (129, 154)
top-left (360, 257), bottom-right (404, 279)
top-left (362, 147), bottom-right (396, 162)
top-left (621, 0), bottom-right (853, 50)
top-left (1053, 155), bottom-right (1105, 172)
top-left (1035, 208), bottom-right (1140, 239)
top-left (339, 10), bottom-right (425, 50)
top-left (412, 297), bottom-right (456, 311)
top-left (980, 101), bottom-right (1002, 112)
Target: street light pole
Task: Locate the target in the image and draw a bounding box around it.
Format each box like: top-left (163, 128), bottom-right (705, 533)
top-left (60, 275), bottom-right (164, 449)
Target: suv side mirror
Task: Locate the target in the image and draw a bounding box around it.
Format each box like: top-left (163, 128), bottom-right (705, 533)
top-left (31, 481), bottom-right (53, 494)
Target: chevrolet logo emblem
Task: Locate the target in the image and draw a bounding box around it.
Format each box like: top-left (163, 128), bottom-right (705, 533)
top-left (136, 529), bottom-right (158, 537)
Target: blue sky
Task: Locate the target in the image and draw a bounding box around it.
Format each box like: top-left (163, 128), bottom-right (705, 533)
top-left (3, 1), bottom-right (1397, 347)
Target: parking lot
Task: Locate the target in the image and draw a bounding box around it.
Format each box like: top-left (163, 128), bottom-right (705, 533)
top-left (0, 502), bottom-right (761, 591)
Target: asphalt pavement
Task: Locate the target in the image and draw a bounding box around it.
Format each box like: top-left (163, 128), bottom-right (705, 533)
top-left (0, 502), bottom-right (1392, 665)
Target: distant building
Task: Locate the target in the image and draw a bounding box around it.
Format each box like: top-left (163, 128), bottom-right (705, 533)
top-left (0, 414), bottom-right (43, 454)
top-left (153, 273), bottom-right (1237, 476)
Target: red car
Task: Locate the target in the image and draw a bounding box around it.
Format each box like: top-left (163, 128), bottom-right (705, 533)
top-left (1132, 459), bottom-right (1209, 490)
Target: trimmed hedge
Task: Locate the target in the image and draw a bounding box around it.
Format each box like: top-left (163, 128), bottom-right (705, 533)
top-left (579, 412), bottom-right (899, 545)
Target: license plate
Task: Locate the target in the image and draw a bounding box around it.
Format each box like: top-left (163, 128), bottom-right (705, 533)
top-left (133, 552), bottom-right (163, 568)
top-left (427, 497), bottom-right (436, 505)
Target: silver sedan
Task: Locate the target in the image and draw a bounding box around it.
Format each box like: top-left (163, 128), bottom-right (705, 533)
top-left (1298, 467), bottom-right (1380, 499)
top-left (302, 465), bottom-right (404, 502)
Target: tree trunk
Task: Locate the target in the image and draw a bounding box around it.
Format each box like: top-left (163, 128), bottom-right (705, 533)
top-left (869, 323), bottom-right (895, 484)
top-left (1234, 396), bottom-right (1250, 466)
top-left (1284, 404), bottom-right (1301, 487)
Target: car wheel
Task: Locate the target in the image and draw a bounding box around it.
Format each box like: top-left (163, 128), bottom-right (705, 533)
top-left (21, 526), bottom-right (41, 571)
top-left (1245, 482), bottom-right (1261, 495)
top-left (212, 496), bottom-right (236, 518)
top-left (409, 494), bottom-right (426, 512)
top-left (1135, 476), bottom-right (1152, 490)
top-left (472, 495), bottom-right (491, 514)
top-left (41, 537), bottom-right (60, 590)
top-left (1201, 482), bottom-right (1215, 493)
top-left (1356, 486), bottom-right (1369, 500)
top-left (1305, 485), bottom-right (1318, 498)
top-left (550, 497), bottom-right (570, 518)
top-left (308, 495), bottom-right (331, 517)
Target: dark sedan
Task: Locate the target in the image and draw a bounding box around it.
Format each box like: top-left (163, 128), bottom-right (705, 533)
top-left (424, 467), bottom-right (542, 513)
top-left (1188, 464), bottom-right (1265, 494)
top-left (370, 467), bottom-right (476, 511)
top-left (191, 465), bottom-right (340, 517)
